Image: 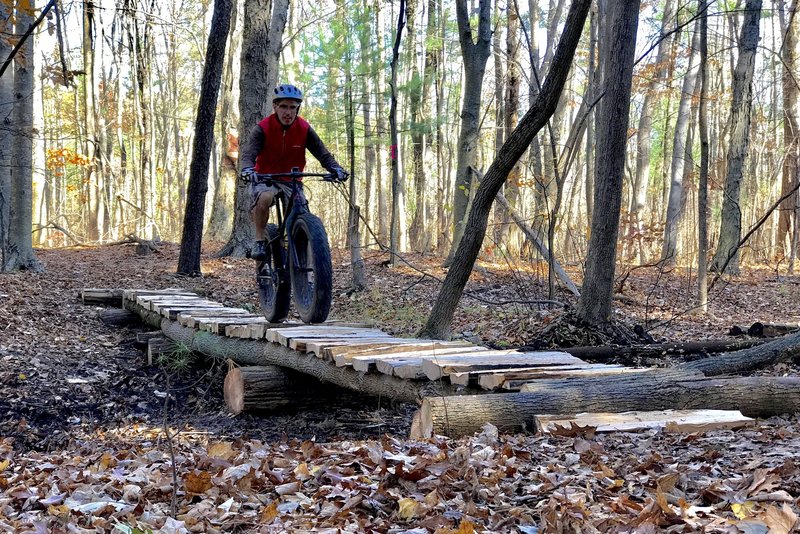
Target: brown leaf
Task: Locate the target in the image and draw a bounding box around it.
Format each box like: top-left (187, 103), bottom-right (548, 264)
top-left (761, 504), bottom-right (799, 534)
top-left (208, 441), bottom-right (236, 461)
top-left (260, 501), bottom-right (279, 523)
top-left (184, 470), bottom-right (213, 495)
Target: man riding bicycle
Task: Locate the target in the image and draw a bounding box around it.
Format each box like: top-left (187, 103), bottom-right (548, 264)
top-left (239, 83), bottom-right (348, 261)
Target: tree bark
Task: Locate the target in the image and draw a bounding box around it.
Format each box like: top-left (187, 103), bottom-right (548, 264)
top-left (420, 0), bottom-right (591, 340)
top-left (413, 373), bottom-right (800, 438)
top-left (5, 0), bottom-right (41, 272)
top-left (711, 0), bottom-right (762, 274)
top-left (677, 329), bottom-right (800, 375)
top-left (388, 0), bottom-right (406, 266)
top-left (177, 0), bottom-right (233, 276)
top-left (576, 0), bottom-right (640, 325)
top-left (698, 0), bottom-right (710, 312)
top-left (661, 23), bottom-right (701, 265)
top-left (629, 1), bottom-right (675, 262)
top-left (445, 0), bottom-right (492, 265)
top-left (219, 0), bottom-right (288, 258)
top-left (779, 0), bottom-right (800, 269)
top-left (224, 365), bottom-right (379, 414)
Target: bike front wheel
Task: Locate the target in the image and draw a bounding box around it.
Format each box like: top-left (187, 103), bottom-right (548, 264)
top-left (256, 223), bottom-right (291, 322)
top-left (289, 213), bottom-right (333, 323)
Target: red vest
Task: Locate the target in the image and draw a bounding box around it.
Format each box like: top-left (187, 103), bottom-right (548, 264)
top-left (254, 114), bottom-right (310, 179)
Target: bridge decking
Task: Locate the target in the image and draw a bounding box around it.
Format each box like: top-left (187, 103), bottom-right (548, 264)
top-left (119, 288), bottom-right (638, 392)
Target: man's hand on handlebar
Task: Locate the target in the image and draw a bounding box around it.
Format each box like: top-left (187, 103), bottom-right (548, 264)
top-left (240, 167), bottom-right (256, 183)
top-left (330, 167), bottom-right (349, 183)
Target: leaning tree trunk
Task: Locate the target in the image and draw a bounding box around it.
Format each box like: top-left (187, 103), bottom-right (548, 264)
top-left (420, 0), bottom-right (591, 340)
top-left (218, 0), bottom-right (288, 258)
top-left (710, 0), bottom-right (761, 274)
top-left (577, 0), bottom-right (640, 325)
top-left (176, 0), bottom-right (233, 276)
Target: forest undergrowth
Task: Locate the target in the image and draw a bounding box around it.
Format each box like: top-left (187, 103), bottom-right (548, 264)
top-left (0, 242), bottom-right (799, 532)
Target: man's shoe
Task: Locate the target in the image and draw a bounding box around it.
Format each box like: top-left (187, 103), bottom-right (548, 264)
top-left (251, 240), bottom-right (268, 261)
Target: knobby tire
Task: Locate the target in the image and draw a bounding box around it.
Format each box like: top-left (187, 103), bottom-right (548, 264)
top-left (289, 213), bottom-right (333, 323)
top-left (256, 223), bottom-right (290, 322)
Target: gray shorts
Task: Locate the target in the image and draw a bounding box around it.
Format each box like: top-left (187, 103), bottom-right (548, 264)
top-left (249, 181), bottom-right (306, 212)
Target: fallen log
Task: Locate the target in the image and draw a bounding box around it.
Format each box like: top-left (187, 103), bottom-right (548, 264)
top-left (678, 330), bottom-right (800, 376)
top-left (155, 314), bottom-right (459, 403)
top-left (81, 288), bottom-right (123, 307)
top-left (224, 365), bottom-right (378, 414)
top-left (98, 308), bottom-right (140, 327)
top-left (556, 338), bottom-right (766, 362)
top-left (410, 372), bottom-right (800, 438)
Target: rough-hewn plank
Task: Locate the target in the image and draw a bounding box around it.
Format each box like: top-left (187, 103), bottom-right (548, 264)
top-left (534, 409), bottom-right (755, 434)
top-left (446, 364), bottom-right (644, 389)
top-left (422, 351), bottom-right (582, 380)
top-left (177, 309), bottom-right (253, 327)
top-left (81, 288), bottom-right (123, 306)
top-left (267, 326), bottom-right (390, 346)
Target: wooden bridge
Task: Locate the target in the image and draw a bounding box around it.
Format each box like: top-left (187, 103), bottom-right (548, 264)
top-left (85, 288), bottom-right (760, 438)
top-left (115, 288), bottom-right (644, 389)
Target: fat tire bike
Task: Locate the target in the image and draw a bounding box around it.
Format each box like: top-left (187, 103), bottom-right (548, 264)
top-left (251, 170), bottom-right (338, 324)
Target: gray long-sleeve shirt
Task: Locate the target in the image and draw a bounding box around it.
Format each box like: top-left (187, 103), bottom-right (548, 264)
top-left (238, 119), bottom-right (341, 172)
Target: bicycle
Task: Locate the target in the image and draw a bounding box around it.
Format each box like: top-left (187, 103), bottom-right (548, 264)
top-left (251, 169), bottom-right (339, 324)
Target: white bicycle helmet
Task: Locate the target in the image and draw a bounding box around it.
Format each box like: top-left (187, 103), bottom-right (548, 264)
top-left (273, 84), bottom-right (303, 102)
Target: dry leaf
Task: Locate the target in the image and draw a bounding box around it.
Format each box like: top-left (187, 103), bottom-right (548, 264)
top-left (732, 501), bottom-right (757, 520)
top-left (208, 441), bottom-right (235, 461)
top-left (761, 503), bottom-right (799, 534)
top-left (184, 470), bottom-right (213, 495)
top-left (260, 501), bottom-right (279, 523)
top-left (397, 497), bottom-right (419, 520)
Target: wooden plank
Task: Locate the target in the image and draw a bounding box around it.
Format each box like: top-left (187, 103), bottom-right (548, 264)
top-left (151, 301), bottom-right (224, 317)
top-left (160, 305), bottom-right (228, 320)
top-left (500, 367), bottom-right (651, 390)
top-left (123, 288), bottom-right (195, 304)
top-left (348, 346), bottom-right (493, 374)
top-left (177, 309), bottom-right (253, 327)
top-left (267, 326), bottom-right (390, 346)
top-left (195, 316), bottom-right (266, 335)
top-left (421, 350), bottom-right (582, 380)
top-left (373, 346), bottom-right (493, 378)
top-left (445, 363), bottom-right (634, 389)
top-left (293, 337), bottom-right (410, 355)
top-left (137, 294), bottom-right (204, 311)
top-left (534, 409), bottom-right (755, 435)
top-left (322, 339), bottom-right (471, 360)
top-left (332, 343), bottom-right (483, 367)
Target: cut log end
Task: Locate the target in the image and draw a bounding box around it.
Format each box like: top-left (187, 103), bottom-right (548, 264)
top-left (224, 367), bottom-right (245, 415)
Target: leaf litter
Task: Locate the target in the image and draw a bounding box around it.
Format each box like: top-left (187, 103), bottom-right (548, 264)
top-left (0, 243), bottom-right (799, 531)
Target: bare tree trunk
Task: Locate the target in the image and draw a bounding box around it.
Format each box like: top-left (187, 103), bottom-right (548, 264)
top-left (698, 0), bottom-right (710, 312)
top-left (388, 0), bottom-right (406, 266)
top-left (177, 0), bottom-right (233, 276)
top-left (629, 1), bottom-right (675, 262)
top-left (218, 0), bottom-right (288, 258)
top-left (779, 0), bottom-right (800, 271)
top-left (711, 0), bottom-right (762, 274)
top-left (206, 0), bottom-right (240, 241)
top-left (444, 0), bottom-right (492, 266)
top-left (358, 0), bottom-right (375, 241)
top-left (0, 1), bottom-right (12, 266)
top-left (5, 1), bottom-right (41, 272)
top-left (374, 0), bottom-right (389, 246)
top-left (662, 23), bottom-right (701, 265)
top-left (577, 0), bottom-right (640, 326)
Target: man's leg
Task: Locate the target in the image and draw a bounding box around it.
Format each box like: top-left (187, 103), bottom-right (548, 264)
top-left (252, 190), bottom-right (275, 241)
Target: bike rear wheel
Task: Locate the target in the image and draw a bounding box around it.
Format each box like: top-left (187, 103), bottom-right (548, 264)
top-left (256, 223), bottom-right (291, 322)
top-left (289, 213), bottom-right (333, 323)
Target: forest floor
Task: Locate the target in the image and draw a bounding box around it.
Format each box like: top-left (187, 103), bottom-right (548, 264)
top-left (1, 241), bottom-right (800, 532)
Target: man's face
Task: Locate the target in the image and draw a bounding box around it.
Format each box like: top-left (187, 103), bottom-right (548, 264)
top-left (273, 99), bottom-right (300, 126)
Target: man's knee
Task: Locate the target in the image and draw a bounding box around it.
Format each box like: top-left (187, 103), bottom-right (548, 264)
top-left (256, 191), bottom-right (275, 210)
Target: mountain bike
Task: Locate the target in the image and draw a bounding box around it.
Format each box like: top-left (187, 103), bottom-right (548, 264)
top-left (252, 170), bottom-right (338, 324)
